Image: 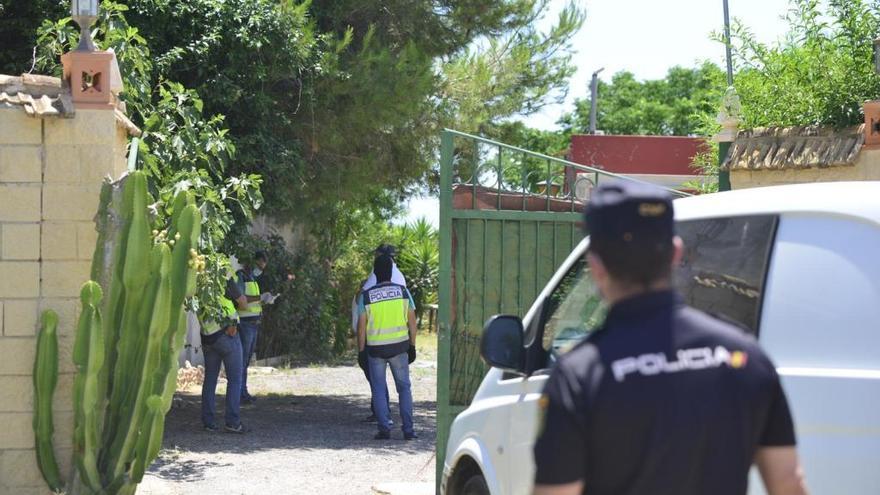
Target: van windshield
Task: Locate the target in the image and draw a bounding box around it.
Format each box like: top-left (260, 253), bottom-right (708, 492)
top-left (541, 256), bottom-right (606, 361)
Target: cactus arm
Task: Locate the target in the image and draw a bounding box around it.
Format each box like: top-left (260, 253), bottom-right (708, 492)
top-left (186, 209), bottom-right (201, 297)
top-left (101, 172), bottom-right (155, 475)
top-left (143, 396), bottom-right (166, 466)
top-left (157, 311), bottom-right (188, 412)
top-left (155, 205), bottom-right (201, 411)
top-left (33, 310), bottom-right (64, 493)
top-left (110, 244), bottom-right (173, 480)
top-left (165, 190), bottom-right (190, 240)
top-left (102, 174), bottom-right (134, 357)
top-left (90, 179), bottom-right (125, 287)
top-left (72, 282), bottom-right (105, 490)
top-left (89, 181), bottom-right (113, 283)
top-left (96, 175), bottom-right (135, 459)
top-left (72, 283), bottom-right (91, 469)
top-left (129, 395), bottom-right (165, 483)
top-left (170, 205), bottom-right (198, 307)
top-left (121, 172), bottom-right (152, 291)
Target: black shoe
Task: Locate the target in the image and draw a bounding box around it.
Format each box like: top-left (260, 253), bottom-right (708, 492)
top-left (362, 414), bottom-right (377, 423)
top-left (374, 431), bottom-right (391, 440)
top-left (225, 423), bottom-right (249, 434)
top-left (204, 424), bottom-right (219, 432)
top-left (404, 432), bottom-right (419, 441)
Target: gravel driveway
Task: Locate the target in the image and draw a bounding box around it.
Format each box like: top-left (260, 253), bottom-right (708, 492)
top-left (139, 343), bottom-right (437, 495)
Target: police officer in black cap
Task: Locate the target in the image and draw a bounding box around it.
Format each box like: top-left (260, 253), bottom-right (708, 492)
top-left (533, 181), bottom-right (808, 495)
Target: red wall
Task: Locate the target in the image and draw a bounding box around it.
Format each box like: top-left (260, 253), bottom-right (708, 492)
top-left (569, 134), bottom-right (706, 175)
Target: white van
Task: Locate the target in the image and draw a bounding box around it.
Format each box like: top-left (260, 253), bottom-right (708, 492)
top-left (441, 182), bottom-right (880, 495)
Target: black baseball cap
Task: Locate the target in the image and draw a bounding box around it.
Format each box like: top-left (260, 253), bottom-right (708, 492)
top-left (374, 244), bottom-right (397, 257)
top-left (584, 180), bottom-right (674, 246)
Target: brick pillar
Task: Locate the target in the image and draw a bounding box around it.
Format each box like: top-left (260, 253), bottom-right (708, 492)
top-left (0, 94), bottom-right (132, 492)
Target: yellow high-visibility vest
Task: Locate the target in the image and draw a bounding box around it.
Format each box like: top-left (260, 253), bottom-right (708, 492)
top-left (201, 298), bottom-right (240, 336)
top-left (237, 272), bottom-right (262, 318)
top-left (364, 284), bottom-right (410, 346)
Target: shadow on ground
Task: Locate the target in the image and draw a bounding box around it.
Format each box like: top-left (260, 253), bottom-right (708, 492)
top-left (144, 392), bottom-right (438, 490)
top-left (156, 392), bottom-right (436, 456)
top-left (146, 456), bottom-right (233, 482)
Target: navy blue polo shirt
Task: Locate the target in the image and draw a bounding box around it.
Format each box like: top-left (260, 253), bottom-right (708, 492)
top-left (534, 290), bottom-right (795, 495)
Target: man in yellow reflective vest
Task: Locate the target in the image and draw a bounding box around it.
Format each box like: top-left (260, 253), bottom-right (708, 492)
top-left (236, 251), bottom-right (270, 404)
top-left (357, 254), bottom-right (419, 440)
top-left (354, 244), bottom-right (403, 423)
top-left (200, 276), bottom-right (249, 433)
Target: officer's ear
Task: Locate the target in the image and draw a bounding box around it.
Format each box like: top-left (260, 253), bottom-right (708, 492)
top-left (587, 250), bottom-right (611, 301)
top-left (671, 236), bottom-right (684, 268)
top-left (586, 250), bottom-right (608, 284)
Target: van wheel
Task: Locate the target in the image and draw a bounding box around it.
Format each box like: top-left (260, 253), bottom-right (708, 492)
top-left (460, 473), bottom-right (489, 495)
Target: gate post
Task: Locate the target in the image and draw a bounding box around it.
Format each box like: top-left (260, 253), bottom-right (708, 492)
top-left (436, 130), bottom-right (454, 491)
top-left (715, 87), bottom-right (741, 192)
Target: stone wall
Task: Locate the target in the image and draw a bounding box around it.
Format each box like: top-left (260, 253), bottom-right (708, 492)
top-left (249, 214), bottom-right (306, 255)
top-left (731, 147), bottom-right (880, 189)
top-left (0, 106), bottom-right (130, 493)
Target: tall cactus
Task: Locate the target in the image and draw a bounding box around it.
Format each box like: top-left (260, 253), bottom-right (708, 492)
top-left (32, 171), bottom-right (203, 494)
top-left (33, 310), bottom-right (63, 493)
top-left (72, 282), bottom-right (105, 491)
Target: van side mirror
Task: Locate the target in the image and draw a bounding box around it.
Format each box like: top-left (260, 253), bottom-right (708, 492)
top-left (480, 315), bottom-right (525, 374)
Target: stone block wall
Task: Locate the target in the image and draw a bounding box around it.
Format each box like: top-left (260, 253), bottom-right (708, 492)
top-left (0, 106), bottom-right (130, 493)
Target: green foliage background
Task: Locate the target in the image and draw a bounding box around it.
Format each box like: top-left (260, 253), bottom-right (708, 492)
top-left (727, 0), bottom-right (880, 128)
top-left (496, 0), bottom-right (880, 191)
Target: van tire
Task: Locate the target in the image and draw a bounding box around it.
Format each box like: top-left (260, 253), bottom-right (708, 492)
top-left (460, 473), bottom-right (489, 495)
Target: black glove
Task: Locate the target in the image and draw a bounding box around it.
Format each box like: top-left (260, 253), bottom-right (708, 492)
top-left (357, 349), bottom-right (368, 371)
top-left (408, 344), bottom-right (416, 364)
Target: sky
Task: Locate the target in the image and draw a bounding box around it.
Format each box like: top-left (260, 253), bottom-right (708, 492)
top-left (403, 0), bottom-right (794, 227)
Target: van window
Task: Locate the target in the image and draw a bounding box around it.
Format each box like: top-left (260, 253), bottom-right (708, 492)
top-left (674, 215), bottom-right (777, 334)
top-left (540, 257), bottom-right (606, 362)
top-left (537, 214), bottom-right (776, 367)
top-left (760, 215), bottom-right (880, 369)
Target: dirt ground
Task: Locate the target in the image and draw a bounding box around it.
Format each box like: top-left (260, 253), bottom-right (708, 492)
top-left (139, 335), bottom-right (438, 495)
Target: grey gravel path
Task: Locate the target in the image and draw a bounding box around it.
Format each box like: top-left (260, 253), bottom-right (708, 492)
top-left (139, 356), bottom-right (437, 495)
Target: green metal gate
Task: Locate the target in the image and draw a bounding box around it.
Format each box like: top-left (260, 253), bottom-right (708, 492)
top-left (436, 129), bottom-right (681, 485)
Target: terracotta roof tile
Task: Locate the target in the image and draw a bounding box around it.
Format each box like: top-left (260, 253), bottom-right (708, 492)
top-left (0, 73), bottom-right (74, 117)
top-left (724, 125), bottom-right (864, 170)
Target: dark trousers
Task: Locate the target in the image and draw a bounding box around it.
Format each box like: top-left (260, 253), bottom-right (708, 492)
top-left (202, 332), bottom-right (243, 427)
top-left (368, 353), bottom-right (414, 434)
top-left (238, 319), bottom-right (260, 399)
top-left (358, 350), bottom-right (389, 416)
